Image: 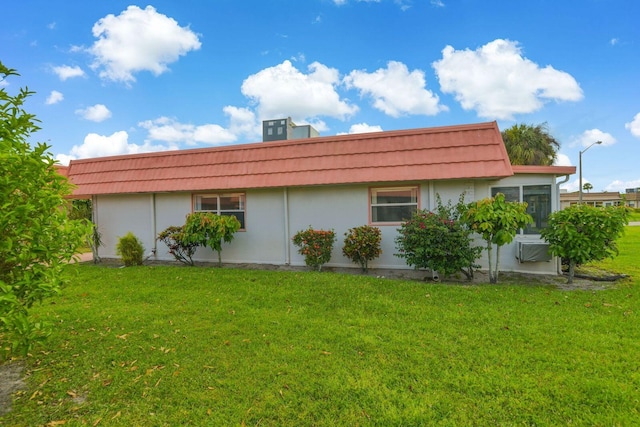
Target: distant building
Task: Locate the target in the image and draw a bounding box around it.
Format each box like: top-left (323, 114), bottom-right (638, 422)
top-left (262, 117), bottom-right (319, 142)
top-left (625, 188), bottom-right (640, 208)
top-left (560, 191), bottom-right (623, 209)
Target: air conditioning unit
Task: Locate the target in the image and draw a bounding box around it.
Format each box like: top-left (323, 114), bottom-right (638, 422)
top-left (517, 241), bottom-right (552, 263)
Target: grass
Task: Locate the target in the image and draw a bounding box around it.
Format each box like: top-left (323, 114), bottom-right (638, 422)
top-left (2, 229), bottom-right (640, 426)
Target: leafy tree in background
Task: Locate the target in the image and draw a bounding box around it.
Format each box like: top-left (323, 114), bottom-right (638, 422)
top-left (183, 212), bottom-right (241, 266)
top-left (0, 62), bottom-right (90, 358)
top-left (465, 194), bottom-right (532, 283)
top-left (541, 204), bottom-right (629, 284)
top-left (501, 123), bottom-right (560, 166)
top-left (582, 182), bottom-right (593, 193)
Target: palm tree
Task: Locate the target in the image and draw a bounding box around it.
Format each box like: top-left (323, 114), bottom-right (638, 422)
top-left (501, 123), bottom-right (560, 166)
top-left (583, 182), bottom-right (593, 193)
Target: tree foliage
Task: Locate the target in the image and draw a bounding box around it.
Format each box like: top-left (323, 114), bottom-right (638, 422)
top-left (582, 182), bottom-right (593, 193)
top-left (465, 193), bottom-right (532, 283)
top-left (501, 123), bottom-right (560, 166)
top-left (0, 62), bottom-right (90, 358)
top-left (183, 212), bottom-right (241, 266)
top-left (541, 204), bottom-right (629, 284)
top-left (342, 225), bottom-right (382, 272)
top-left (292, 227), bottom-right (336, 272)
top-left (396, 194), bottom-right (481, 280)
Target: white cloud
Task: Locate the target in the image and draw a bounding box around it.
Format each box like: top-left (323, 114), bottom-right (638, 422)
top-left (89, 5), bottom-right (201, 84)
top-left (241, 60), bottom-right (358, 121)
top-left (554, 153), bottom-right (572, 167)
top-left (47, 22), bottom-right (56, 30)
top-left (610, 38), bottom-right (619, 46)
top-left (431, 0), bottom-right (445, 6)
top-left (52, 65), bottom-right (85, 81)
top-left (338, 123), bottom-right (384, 135)
top-left (223, 106), bottom-right (261, 139)
top-left (432, 39), bottom-right (584, 120)
top-left (625, 113), bottom-right (640, 138)
top-left (62, 131), bottom-right (177, 161)
top-left (45, 90), bottom-right (64, 105)
top-left (605, 179), bottom-right (640, 192)
top-left (562, 177), bottom-right (594, 193)
top-left (138, 116), bottom-right (237, 146)
top-left (574, 129), bottom-right (616, 148)
top-left (344, 61), bottom-right (447, 117)
top-left (75, 104), bottom-right (112, 122)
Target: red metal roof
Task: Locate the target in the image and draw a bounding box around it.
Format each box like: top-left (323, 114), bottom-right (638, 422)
top-left (67, 121), bottom-right (571, 197)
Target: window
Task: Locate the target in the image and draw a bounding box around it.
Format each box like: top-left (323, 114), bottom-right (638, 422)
top-left (277, 127), bottom-right (283, 135)
top-left (491, 185), bottom-right (551, 234)
top-left (370, 187), bottom-right (418, 223)
top-left (267, 128), bottom-right (273, 136)
top-left (194, 193), bottom-right (246, 229)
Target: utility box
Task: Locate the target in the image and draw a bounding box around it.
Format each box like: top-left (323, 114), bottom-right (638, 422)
top-left (517, 241), bottom-right (552, 263)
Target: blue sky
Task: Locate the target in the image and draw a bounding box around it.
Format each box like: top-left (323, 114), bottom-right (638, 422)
top-left (2, 0), bottom-right (638, 193)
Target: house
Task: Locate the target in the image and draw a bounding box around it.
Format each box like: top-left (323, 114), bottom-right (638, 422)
top-left (66, 121), bottom-right (575, 276)
top-left (560, 190), bottom-right (623, 209)
top-left (624, 188), bottom-right (640, 208)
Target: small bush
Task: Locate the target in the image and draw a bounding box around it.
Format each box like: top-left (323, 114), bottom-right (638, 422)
top-left (342, 225), bottom-right (382, 272)
top-left (292, 227), bottom-right (336, 272)
top-left (396, 194), bottom-right (481, 280)
top-left (158, 225), bottom-right (198, 266)
top-left (116, 232), bottom-right (145, 266)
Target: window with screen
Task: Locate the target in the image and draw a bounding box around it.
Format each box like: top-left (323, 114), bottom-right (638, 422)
top-left (491, 185), bottom-right (551, 234)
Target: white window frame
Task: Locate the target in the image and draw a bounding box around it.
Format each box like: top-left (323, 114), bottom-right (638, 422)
top-left (193, 193), bottom-right (246, 230)
top-left (369, 186), bottom-right (419, 225)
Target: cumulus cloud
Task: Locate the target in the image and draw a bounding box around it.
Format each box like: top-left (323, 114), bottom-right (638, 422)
top-left (52, 65), bottom-right (85, 81)
top-left (223, 106), bottom-right (261, 140)
top-left (75, 104), bottom-right (112, 122)
top-left (46, 90), bottom-right (64, 105)
top-left (241, 60), bottom-right (358, 121)
top-left (605, 179), bottom-right (640, 192)
top-left (574, 129), bottom-right (616, 148)
top-left (89, 5), bottom-right (201, 84)
top-left (625, 113), bottom-right (640, 137)
top-left (338, 123), bottom-right (384, 135)
top-left (432, 39), bottom-right (583, 120)
top-left (58, 131), bottom-right (177, 163)
top-left (562, 177), bottom-right (594, 193)
top-left (344, 61), bottom-right (447, 117)
top-left (138, 117), bottom-right (237, 146)
top-left (553, 153), bottom-right (572, 167)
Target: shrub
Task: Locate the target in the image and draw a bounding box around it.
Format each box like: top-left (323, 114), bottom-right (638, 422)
top-left (292, 227), bottom-right (336, 272)
top-left (396, 194), bottom-right (481, 280)
top-left (116, 232), bottom-right (145, 266)
top-left (183, 213), bottom-right (241, 266)
top-left (541, 204), bottom-right (629, 283)
top-left (158, 225), bottom-right (198, 266)
top-left (342, 225), bottom-right (382, 272)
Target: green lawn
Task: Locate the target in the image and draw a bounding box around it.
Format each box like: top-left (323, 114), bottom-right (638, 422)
top-left (2, 229), bottom-right (640, 426)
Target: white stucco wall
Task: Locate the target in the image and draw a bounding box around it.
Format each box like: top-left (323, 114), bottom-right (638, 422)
top-left (93, 174), bottom-right (565, 275)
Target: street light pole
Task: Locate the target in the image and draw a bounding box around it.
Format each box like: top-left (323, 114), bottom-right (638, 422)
top-left (578, 140), bottom-right (602, 204)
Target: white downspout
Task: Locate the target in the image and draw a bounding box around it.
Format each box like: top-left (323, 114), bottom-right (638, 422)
top-left (283, 188), bottom-right (291, 265)
top-left (151, 193), bottom-right (157, 257)
top-left (554, 175), bottom-right (571, 274)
